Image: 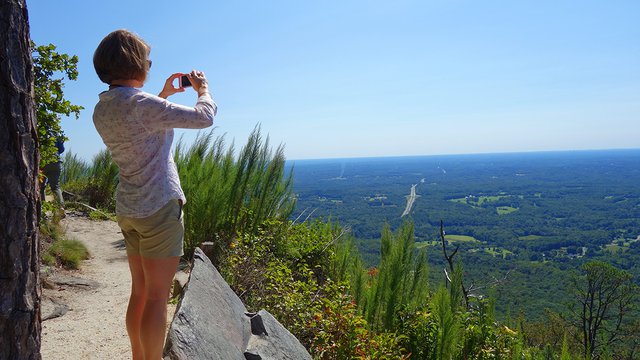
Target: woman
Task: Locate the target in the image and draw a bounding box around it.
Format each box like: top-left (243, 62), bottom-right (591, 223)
top-left (92, 29), bottom-right (217, 360)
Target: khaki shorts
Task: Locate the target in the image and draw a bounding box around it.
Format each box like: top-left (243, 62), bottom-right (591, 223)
top-left (117, 199), bottom-right (184, 258)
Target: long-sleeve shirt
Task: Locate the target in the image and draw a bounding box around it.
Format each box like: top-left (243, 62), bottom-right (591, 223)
top-left (93, 87), bottom-right (217, 217)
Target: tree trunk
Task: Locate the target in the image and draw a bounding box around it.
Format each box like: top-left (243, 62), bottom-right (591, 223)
top-left (0, 0), bottom-right (42, 359)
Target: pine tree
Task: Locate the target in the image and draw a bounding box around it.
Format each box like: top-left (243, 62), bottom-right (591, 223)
top-left (0, 1), bottom-right (42, 358)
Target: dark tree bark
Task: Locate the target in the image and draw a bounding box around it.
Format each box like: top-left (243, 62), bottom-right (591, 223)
top-left (0, 0), bottom-right (42, 359)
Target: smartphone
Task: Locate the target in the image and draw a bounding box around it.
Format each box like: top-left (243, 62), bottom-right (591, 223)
top-left (180, 75), bottom-right (192, 88)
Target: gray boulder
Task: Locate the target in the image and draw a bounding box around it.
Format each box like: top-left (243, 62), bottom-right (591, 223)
top-left (164, 248), bottom-right (311, 360)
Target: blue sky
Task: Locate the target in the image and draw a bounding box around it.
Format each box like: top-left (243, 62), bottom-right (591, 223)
top-left (28, 0), bottom-right (639, 160)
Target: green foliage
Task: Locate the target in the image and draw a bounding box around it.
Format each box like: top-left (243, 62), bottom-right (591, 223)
top-left (460, 297), bottom-right (529, 359)
top-left (222, 219), bottom-right (407, 359)
top-left (60, 151), bottom-right (90, 185)
top-left (41, 252), bottom-right (56, 267)
top-left (216, 205), bottom-right (570, 358)
top-left (86, 149), bottom-right (118, 210)
top-left (396, 288), bottom-right (530, 359)
top-left (309, 290), bottom-right (408, 360)
top-left (39, 183), bottom-right (90, 272)
top-left (335, 221), bottom-right (559, 359)
top-left (523, 310), bottom-right (576, 357)
top-left (32, 42), bottom-right (83, 167)
top-left (396, 307), bottom-right (437, 359)
top-left (355, 221), bottom-right (429, 331)
top-left (433, 286), bottom-right (461, 359)
top-left (175, 127), bottom-right (295, 262)
top-left (332, 236), bottom-right (367, 300)
top-left (60, 149), bottom-right (118, 212)
top-left (560, 332), bottom-right (572, 360)
top-left (46, 239), bottom-right (89, 269)
top-left (222, 219), bottom-right (338, 342)
top-left (39, 202), bottom-right (65, 240)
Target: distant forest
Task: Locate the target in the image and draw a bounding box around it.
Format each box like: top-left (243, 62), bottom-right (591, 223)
top-left (289, 149), bottom-right (640, 319)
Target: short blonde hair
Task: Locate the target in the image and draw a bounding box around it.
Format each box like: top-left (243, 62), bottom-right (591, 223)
top-left (93, 29), bottom-right (151, 84)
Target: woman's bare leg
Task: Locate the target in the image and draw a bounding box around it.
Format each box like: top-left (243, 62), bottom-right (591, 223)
top-left (139, 256), bottom-right (180, 360)
top-left (127, 255), bottom-right (146, 360)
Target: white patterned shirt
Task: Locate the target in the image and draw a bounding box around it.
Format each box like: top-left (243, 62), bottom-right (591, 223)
top-left (93, 87), bottom-right (217, 218)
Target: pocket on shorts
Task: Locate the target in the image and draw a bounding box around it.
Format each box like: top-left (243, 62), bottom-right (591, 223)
top-left (177, 200), bottom-right (183, 220)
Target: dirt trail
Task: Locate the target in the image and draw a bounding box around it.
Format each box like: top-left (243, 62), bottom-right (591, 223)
top-left (40, 214), bottom-right (176, 360)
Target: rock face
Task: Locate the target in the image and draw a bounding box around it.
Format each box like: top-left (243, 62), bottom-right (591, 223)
top-left (164, 248), bottom-right (311, 360)
top-left (244, 310), bottom-right (312, 360)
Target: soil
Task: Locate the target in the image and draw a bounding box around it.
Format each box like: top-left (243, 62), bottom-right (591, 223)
top-left (40, 213), bottom-right (177, 360)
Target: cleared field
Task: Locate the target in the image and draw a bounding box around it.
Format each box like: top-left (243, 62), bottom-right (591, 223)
top-left (497, 206), bottom-right (519, 215)
top-left (445, 234), bottom-right (479, 243)
top-left (477, 195), bottom-right (507, 204)
top-left (415, 234), bottom-right (479, 248)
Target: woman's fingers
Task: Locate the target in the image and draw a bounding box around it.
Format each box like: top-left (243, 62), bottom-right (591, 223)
top-left (158, 73), bottom-right (187, 98)
top-left (185, 69), bottom-right (208, 93)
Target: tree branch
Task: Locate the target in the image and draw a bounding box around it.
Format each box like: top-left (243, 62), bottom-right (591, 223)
top-left (440, 220), bottom-right (469, 309)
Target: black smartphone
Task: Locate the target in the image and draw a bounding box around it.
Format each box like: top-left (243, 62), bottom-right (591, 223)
top-left (180, 75), bottom-right (192, 88)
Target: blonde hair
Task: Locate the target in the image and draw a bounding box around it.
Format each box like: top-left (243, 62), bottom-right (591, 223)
top-left (93, 29), bottom-right (151, 84)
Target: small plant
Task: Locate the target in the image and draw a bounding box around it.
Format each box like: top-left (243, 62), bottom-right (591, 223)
top-left (39, 202), bottom-right (65, 240)
top-left (349, 221), bottom-right (429, 332)
top-left (41, 253), bottom-right (56, 267)
top-left (46, 239), bottom-right (89, 269)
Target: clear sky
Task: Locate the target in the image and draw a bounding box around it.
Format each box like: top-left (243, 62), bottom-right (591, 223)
top-left (28, 0), bottom-right (639, 161)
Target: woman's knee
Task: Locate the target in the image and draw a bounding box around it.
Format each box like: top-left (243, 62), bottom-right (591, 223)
top-left (141, 256), bottom-right (179, 300)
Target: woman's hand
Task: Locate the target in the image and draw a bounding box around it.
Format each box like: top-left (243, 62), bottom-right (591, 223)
top-left (158, 73), bottom-right (186, 99)
top-left (186, 70), bottom-right (209, 96)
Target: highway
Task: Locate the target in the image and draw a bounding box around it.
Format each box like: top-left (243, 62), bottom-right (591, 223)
top-left (401, 184), bottom-right (418, 217)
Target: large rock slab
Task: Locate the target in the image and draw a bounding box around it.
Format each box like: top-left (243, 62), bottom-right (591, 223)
top-left (164, 248), bottom-right (251, 359)
top-left (164, 248), bottom-right (312, 360)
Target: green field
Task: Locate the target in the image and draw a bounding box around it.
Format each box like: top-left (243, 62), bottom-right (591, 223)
top-left (477, 195), bottom-right (507, 204)
top-left (415, 234), bottom-right (479, 248)
top-left (496, 206), bottom-right (519, 215)
top-left (445, 234), bottom-right (479, 243)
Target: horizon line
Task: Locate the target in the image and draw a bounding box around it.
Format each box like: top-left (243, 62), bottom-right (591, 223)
top-left (286, 147), bottom-right (640, 162)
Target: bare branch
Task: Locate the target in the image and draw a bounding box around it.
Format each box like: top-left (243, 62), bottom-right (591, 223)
top-left (440, 220), bottom-right (470, 309)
